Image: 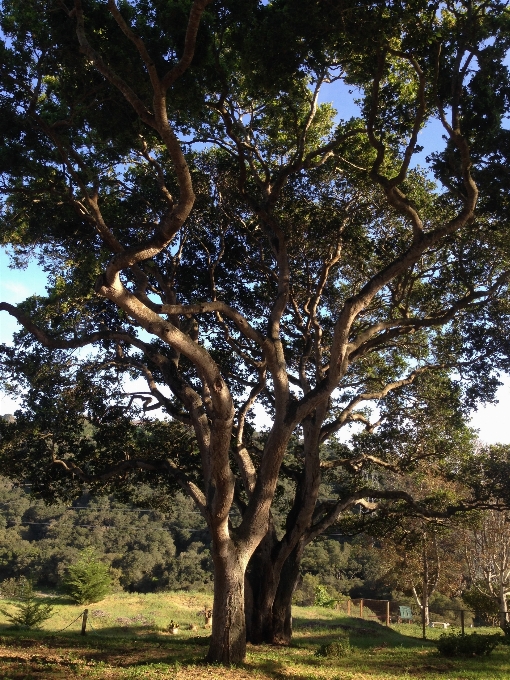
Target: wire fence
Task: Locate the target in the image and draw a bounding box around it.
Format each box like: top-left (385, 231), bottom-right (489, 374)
top-left (48, 609), bottom-right (92, 636)
top-left (4, 597), bottom-right (506, 641)
top-left (52, 612), bottom-right (85, 634)
top-left (50, 608), bottom-right (147, 637)
top-left (346, 597), bottom-right (509, 639)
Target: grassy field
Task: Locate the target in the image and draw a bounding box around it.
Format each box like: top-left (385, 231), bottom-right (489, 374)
top-left (1, 592), bottom-right (509, 679)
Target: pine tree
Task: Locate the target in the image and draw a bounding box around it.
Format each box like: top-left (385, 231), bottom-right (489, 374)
top-left (62, 549), bottom-right (111, 605)
top-left (0, 577), bottom-right (53, 629)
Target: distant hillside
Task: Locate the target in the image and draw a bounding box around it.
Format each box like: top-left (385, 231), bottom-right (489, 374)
top-left (0, 476), bottom-right (213, 592)
top-left (0, 474), bottom-right (375, 602)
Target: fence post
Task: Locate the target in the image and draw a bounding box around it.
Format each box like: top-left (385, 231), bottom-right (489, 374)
top-left (422, 605), bottom-right (426, 640)
top-left (347, 599), bottom-right (351, 616)
top-left (386, 600), bottom-right (390, 627)
top-left (460, 609), bottom-right (465, 636)
top-left (81, 608), bottom-right (88, 636)
top-left (360, 599), bottom-right (363, 619)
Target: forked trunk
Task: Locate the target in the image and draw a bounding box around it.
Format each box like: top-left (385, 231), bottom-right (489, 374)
top-left (207, 542), bottom-right (247, 664)
top-left (245, 540), bottom-right (302, 645)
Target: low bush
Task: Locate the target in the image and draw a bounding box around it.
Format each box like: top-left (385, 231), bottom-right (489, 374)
top-left (315, 631), bottom-right (351, 658)
top-left (435, 631), bottom-right (501, 657)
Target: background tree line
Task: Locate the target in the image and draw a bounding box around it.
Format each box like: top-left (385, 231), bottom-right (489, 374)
top-left (3, 450), bottom-right (510, 627)
top-left (0, 473), bottom-right (213, 593)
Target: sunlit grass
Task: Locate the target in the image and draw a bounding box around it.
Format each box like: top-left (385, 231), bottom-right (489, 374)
top-left (1, 592), bottom-right (509, 678)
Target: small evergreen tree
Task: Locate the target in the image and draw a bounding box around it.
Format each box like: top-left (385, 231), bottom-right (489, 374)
top-left (62, 549), bottom-right (111, 604)
top-left (0, 577), bottom-right (53, 629)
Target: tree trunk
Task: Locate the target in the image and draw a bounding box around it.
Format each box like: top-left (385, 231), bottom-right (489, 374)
top-left (422, 535), bottom-right (430, 627)
top-left (207, 540), bottom-right (247, 664)
top-left (245, 532), bottom-right (279, 644)
top-left (499, 581), bottom-right (508, 629)
top-left (271, 545), bottom-right (302, 644)
top-left (245, 540), bottom-right (302, 645)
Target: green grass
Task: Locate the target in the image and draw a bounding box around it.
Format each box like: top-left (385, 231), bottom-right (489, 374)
top-left (1, 592), bottom-right (509, 679)
top-left (0, 590), bottom-right (213, 636)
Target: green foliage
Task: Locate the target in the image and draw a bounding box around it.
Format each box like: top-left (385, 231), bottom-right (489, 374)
top-left (435, 631), bottom-right (501, 657)
top-left (300, 538), bottom-right (361, 595)
top-left (0, 577), bottom-right (53, 629)
top-left (1, 0), bottom-right (510, 662)
top-left (428, 593), bottom-right (467, 626)
top-left (315, 632), bottom-right (351, 658)
top-left (293, 573), bottom-right (321, 607)
top-left (61, 548), bottom-right (111, 604)
top-left (462, 586), bottom-right (501, 626)
top-left (0, 477), bottom-right (212, 594)
top-left (314, 584), bottom-right (336, 609)
top-left (0, 577), bottom-right (23, 599)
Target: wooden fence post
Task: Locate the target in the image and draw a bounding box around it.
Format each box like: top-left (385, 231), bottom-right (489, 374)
top-left (360, 599), bottom-right (363, 619)
top-left (461, 609), bottom-right (465, 636)
top-left (422, 605), bottom-right (426, 640)
top-left (347, 599), bottom-right (351, 616)
top-left (81, 609), bottom-right (88, 636)
top-left (386, 600), bottom-right (390, 626)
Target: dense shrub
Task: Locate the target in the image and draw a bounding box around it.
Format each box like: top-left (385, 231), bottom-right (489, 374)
top-left (435, 631), bottom-right (501, 657)
top-left (294, 574), bottom-right (344, 607)
top-left (0, 577), bottom-right (22, 599)
top-left (428, 593), bottom-right (467, 625)
top-left (462, 585), bottom-right (501, 626)
top-left (314, 584), bottom-right (337, 608)
top-left (315, 634), bottom-right (351, 658)
top-left (62, 549), bottom-right (111, 604)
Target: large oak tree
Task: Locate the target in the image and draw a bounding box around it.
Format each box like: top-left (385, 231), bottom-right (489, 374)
top-left (1, 0), bottom-right (510, 663)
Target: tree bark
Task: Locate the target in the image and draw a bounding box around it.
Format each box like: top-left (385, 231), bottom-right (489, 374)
top-left (245, 539), bottom-right (302, 645)
top-left (271, 544), bottom-right (302, 644)
top-left (207, 538), bottom-right (247, 664)
top-left (499, 581), bottom-right (509, 629)
top-left (245, 532), bottom-right (279, 644)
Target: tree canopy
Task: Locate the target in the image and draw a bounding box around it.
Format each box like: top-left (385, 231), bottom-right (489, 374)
top-left (1, 0), bottom-right (510, 664)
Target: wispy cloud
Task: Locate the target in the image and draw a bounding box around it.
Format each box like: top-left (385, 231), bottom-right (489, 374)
top-left (0, 280), bottom-right (32, 301)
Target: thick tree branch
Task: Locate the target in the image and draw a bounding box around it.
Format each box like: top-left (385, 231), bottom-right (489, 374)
top-left (319, 365), bottom-right (435, 442)
top-left (160, 301), bottom-right (267, 349)
top-left (0, 302), bottom-right (143, 351)
top-left (306, 489), bottom-right (507, 544)
top-left (161, 0), bottom-right (213, 90)
top-left (52, 454), bottom-right (207, 515)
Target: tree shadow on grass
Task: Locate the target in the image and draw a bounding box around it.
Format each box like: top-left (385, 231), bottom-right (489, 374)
top-left (291, 614), bottom-right (431, 650)
top-left (0, 625), bottom-right (216, 678)
top-left (2, 625), bottom-right (509, 680)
